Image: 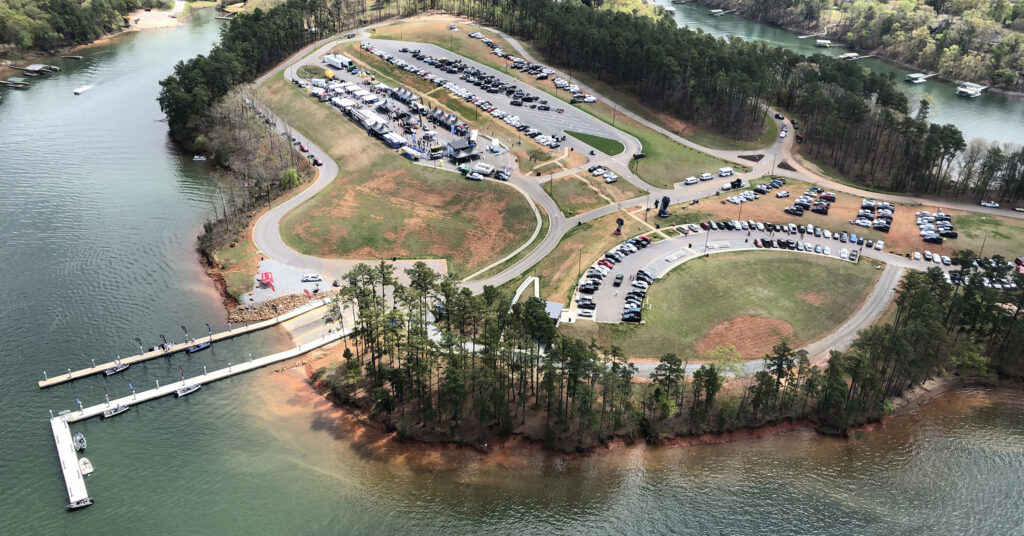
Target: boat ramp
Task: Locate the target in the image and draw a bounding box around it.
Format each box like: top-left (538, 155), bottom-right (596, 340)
top-left (38, 298), bottom-right (330, 388)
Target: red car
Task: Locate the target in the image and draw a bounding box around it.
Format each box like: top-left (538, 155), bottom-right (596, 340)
top-left (299, 143), bottom-right (308, 152)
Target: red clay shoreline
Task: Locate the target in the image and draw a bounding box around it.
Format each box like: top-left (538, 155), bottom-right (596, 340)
top-left (286, 361), bottom-right (1014, 459)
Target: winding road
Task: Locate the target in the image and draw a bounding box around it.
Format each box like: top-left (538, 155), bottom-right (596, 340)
top-left (247, 16), bottom-right (1010, 366)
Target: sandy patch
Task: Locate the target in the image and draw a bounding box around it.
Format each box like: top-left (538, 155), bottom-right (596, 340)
top-left (695, 316), bottom-right (794, 360)
top-left (798, 291), bottom-right (829, 307)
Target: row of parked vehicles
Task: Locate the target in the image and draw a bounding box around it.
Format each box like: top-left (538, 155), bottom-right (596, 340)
top-left (852, 198), bottom-right (894, 232)
top-left (753, 236), bottom-right (861, 261)
top-left (622, 270), bottom-right (655, 323)
top-left (784, 186), bottom-right (833, 216)
top-left (915, 210), bottom-right (956, 243)
top-left (393, 47), bottom-right (563, 149)
top-left (576, 236), bottom-right (653, 319)
top-left (700, 219), bottom-right (886, 251)
top-left (588, 164), bottom-right (618, 184)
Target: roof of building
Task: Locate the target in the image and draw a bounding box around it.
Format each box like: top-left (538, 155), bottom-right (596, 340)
top-left (544, 301), bottom-right (564, 321)
top-left (448, 138), bottom-right (473, 151)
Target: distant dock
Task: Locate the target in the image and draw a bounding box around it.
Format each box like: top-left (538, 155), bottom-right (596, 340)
top-left (49, 327), bottom-right (350, 509)
top-left (38, 298), bottom-right (330, 388)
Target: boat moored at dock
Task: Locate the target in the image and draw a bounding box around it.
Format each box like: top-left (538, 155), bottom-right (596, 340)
top-left (78, 458), bottom-right (93, 476)
top-left (186, 341), bottom-right (211, 353)
top-left (67, 498), bottom-right (93, 510)
top-left (104, 362), bottom-right (129, 376)
top-left (815, 39), bottom-right (832, 48)
top-left (72, 432), bottom-right (86, 451)
top-left (956, 82), bottom-right (986, 98)
top-left (102, 404), bottom-right (130, 419)
top-left (906, 73), bottom-right (928, 84)
top-left (175, 383), bottom-right (202, 397)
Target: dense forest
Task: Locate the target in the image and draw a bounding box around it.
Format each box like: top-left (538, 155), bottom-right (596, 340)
top-left (0, 0), bottom-right (168, 51)
top-left (316, 260), bottom-right (1023, 451)
top-left (699, 0), bottom-right (1024, 91)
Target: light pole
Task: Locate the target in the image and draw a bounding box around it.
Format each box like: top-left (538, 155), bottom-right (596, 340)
top-left (612, 103), bottom-right (617, 126)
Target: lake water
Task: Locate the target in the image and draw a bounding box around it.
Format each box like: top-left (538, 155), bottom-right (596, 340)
top-left (658, 1), bottom-right (1024, 146)
top-left (1, 10), bottom-right (1023, 535)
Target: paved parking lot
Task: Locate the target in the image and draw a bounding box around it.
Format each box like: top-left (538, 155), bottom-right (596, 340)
top-left (366, 38), bottom-right (632, 156)
top-left (575, 224), bottom-right (956, 324)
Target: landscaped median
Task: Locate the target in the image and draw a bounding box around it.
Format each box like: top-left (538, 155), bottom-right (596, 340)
top-left (560, 250), bottom-right (881, 360)
top-left (260, 74), bottom-right (537, 278)
top-left (564, 130), bottom-right (624, 156)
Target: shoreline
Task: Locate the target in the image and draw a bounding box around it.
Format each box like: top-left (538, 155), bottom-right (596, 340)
top-left (682, 0), bottom-right (1024, 98)
top-left (292, 349), bottom-right (1017, 458)
top-left (1, 5), bottom-right (220, 81)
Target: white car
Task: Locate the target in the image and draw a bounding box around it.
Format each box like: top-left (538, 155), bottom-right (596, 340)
top-left (604, 175), bottom-right (618, 184)
top-left (779, 131), bottom-right (787, 138)
top-left (933, 255), bottom-right (942, 264)
top-left (591, 167), bottom-right (606, 176)
top-left (980, 200), bottom-right (999, 208)
top-left (913, 251), bottom-right (922, 261)
top-left (301, 273), bottom-right (322, 282)
top-left (823, 230), bottom-right (832, 239)
top-left (756, 222), bottom-right (765, 231)
top-left (924, 251), bottom-right (933, 261)
top-left (942, 256), bottom-right (952, 265)
top-left (631, 280), bottom-right (649, 289)
top-left (824, 246), bottom-right (832, 256)
top-left (840, 248), bottom-right (849, 259)
top-left (683, 176), bottom-right (698, 185)
top-left (874, 240), bottom-right (885, 251)
top-left (776, 190), bottom-right (789, 198)
top-left (700, 172), bottom-right (714, 181)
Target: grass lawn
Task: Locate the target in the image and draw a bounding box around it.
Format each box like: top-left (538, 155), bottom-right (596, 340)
top-left (297, 65), bottom-right (325, 79)
top-left (261, 75), bottom-right (536, 277)
top-left (559, 251), bottom-right (880, 361)
top-left (564, 130), bottom-right (624, 156)
top-left (498, 210), bottom-right (655, 302)
top-left (213, 234), bottom-right (261, 300)
top-left (545, 171), bottom-right (647, 217)
top-left (624, 125), bottom-right (741, 189)
top-left (951, 213), bottom-right (1024, 260)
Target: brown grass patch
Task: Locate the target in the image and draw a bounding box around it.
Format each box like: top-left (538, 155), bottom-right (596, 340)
top-left (695, 316), bottom-right (794, 360)
top-left (798, 292), bottom-right (829, 307)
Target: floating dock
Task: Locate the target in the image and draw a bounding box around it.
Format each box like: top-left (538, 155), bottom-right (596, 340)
top-left (38, 298), bottom-right (331, 388)
top-left (50, 327), bottom-right (350, 508)
top-left (50, 418), bottom-right (91, 510)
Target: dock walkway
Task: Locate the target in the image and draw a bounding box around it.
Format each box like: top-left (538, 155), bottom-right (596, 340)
top-left (39, 298), bottom-right (331, 388)
top-left (51, 327), bottom-right (349, 508)
top-left (50, 418), bottom-right (90, 509)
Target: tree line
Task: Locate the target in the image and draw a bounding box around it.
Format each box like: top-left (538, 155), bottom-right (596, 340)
top-left (700, 0), bottom-right (1024, 91)
top-left (0, 0), bottom-right (168, 51)
top-left (316, 260), bottom-right (1024, 450)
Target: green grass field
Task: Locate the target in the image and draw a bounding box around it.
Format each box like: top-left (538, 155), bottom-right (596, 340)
top-left (560, 251), bottom-right (880, 360)
top-left (261, 75), bottom-right (536, 277)
top-left (564, 130), bottom-right (625, 156)
top-left (624, 125), bottom-right (742, 189)
top-left (951, 213), bottom-right (1024, 260)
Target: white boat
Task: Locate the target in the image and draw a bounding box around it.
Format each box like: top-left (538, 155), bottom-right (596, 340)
top-left (838, 52), bottom-right (859, 60)
top-left (956, 82), bottom-right (985, 98)
top-left (73, 85), bottom-right (89, 95)
top-left (192, 155), bottom-right (207, 161)
top-left (102, 403), bottom-right (130, 419)
top-left (175, 383), bottom-right (202, 397)
top-left (79, 457), bottom-right (94, 476)
top-left (905, 73), bottom-right (928, 84)
top-left (104, 362), bottom-right (129, 376)
top-left (73, 432), bottom-right (87, 451)
top-left (815, 39), bottom-right (832, 48)
top-left (709, 9), bottom-right (724, 15)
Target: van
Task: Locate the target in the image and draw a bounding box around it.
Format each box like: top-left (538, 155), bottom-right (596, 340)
top-left (718, 167), bottom-right (734, 177)
top-left (473, 163), bottom-right (494, 176)
top-left (699, 172), bottom-right (714, 181)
